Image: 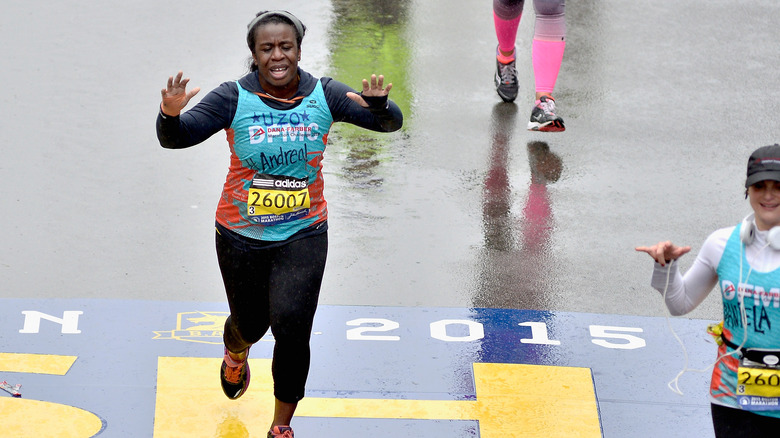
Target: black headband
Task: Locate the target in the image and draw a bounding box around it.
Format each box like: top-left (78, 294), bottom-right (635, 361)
top-left (247, 10), bottom-right (305, 41)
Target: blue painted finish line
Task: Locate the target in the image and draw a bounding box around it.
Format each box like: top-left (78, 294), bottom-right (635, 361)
top-left (0, 299), bottom-right (717, 437)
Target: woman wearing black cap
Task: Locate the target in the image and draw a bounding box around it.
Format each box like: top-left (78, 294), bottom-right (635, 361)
top-left (156, 10), bottom-right (403, 438)
top-left (636, 144), bottom-right (780, 437)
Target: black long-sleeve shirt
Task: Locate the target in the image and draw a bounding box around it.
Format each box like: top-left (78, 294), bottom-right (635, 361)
top-left (156, 67), bottom-right (403, 242)
top-left (156, 68), bottom-right (403, 149)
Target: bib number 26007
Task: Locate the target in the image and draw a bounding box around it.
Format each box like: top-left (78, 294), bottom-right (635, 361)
top-left (247, 174), bottom-right (310, 225)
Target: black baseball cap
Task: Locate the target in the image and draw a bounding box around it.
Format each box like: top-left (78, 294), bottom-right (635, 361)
top-left (746, 144), bottom-right (780, 187)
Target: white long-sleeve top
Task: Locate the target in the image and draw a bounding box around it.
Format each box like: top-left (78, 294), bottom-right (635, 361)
top-left (650, 220), bottom-right (780, 315)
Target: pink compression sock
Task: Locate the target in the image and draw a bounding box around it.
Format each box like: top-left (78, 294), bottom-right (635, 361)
top-left (493, 12), bottom-right (522, 57)
top-left (532, 39), bottom-right (565, 94)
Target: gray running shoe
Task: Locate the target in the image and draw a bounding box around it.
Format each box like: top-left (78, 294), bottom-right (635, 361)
top-left (494, 57), bottom-right (518, 103)
top-left (527, 96), bottom-right (565, 132)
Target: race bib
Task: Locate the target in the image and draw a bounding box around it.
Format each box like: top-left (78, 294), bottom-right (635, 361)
top-left (247, 174), bottom-right (310, 225)
top-left (737, 358), bottom-right (780, 411)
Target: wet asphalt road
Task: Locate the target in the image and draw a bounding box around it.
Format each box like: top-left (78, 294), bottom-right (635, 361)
top-left (2, 0), bottom-right (779, 320)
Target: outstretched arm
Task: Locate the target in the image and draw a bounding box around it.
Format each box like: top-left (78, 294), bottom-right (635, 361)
top-left (636, 237), bottom-right (721, 315)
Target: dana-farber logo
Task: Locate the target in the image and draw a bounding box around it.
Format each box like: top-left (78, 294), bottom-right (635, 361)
top-left (249, 123), bottom-right (320, 144)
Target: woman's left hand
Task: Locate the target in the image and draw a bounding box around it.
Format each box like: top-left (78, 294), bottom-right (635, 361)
top-left (635, 241), bottom-right (691, 267)
top-left (346, 74), bottom-right (393, 107)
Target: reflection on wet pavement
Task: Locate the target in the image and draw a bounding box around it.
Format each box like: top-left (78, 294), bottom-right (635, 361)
top-left (473, 103), bottom-right (563, 309)
top-left (2, 0), bottom-right (779, 322)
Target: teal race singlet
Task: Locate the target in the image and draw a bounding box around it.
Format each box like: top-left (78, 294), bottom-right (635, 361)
top-left (713, 224), bottom-right (780, 417)
top-left (216, 80), bottom-right (334, 241)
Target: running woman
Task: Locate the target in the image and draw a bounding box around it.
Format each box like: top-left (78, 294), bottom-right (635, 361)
top-left (156, 10), bottom-right (403, 438)
top-left (636, 144), bottom-right (780, 437)
top-left (493, 0), bottom-right (566, 131)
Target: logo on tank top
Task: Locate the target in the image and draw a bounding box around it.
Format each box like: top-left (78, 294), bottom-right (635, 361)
top-left (721, 279), bottom-right (780, 307)
top-left (248, 111), bottom-right (320, 144)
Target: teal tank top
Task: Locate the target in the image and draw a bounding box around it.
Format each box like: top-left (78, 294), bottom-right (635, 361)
top-left (713, 224), bottom-right (780, 417)
top-left (216, 80), bottom-right (333, 241)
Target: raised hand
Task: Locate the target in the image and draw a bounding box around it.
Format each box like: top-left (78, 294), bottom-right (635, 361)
top-left (160, 71), bottom-right (201, 116)
top-left (346, 74), bottom-right (393, 108)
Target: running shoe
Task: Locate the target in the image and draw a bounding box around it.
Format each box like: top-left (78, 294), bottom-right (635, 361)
top-left (220, 347), bottom-right (250, 399)
top-left (268, 425), bottom-right (294, 438)
top-left (527, 96), bottom-right (565, 132)
top-left (494, 56), bottom-right (519, 103)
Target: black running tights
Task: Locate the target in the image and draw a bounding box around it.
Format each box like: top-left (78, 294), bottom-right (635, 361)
top-left (216, 229), bottom-right (327, 403)
top-left (711, 403), bottom-right (780, 437)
